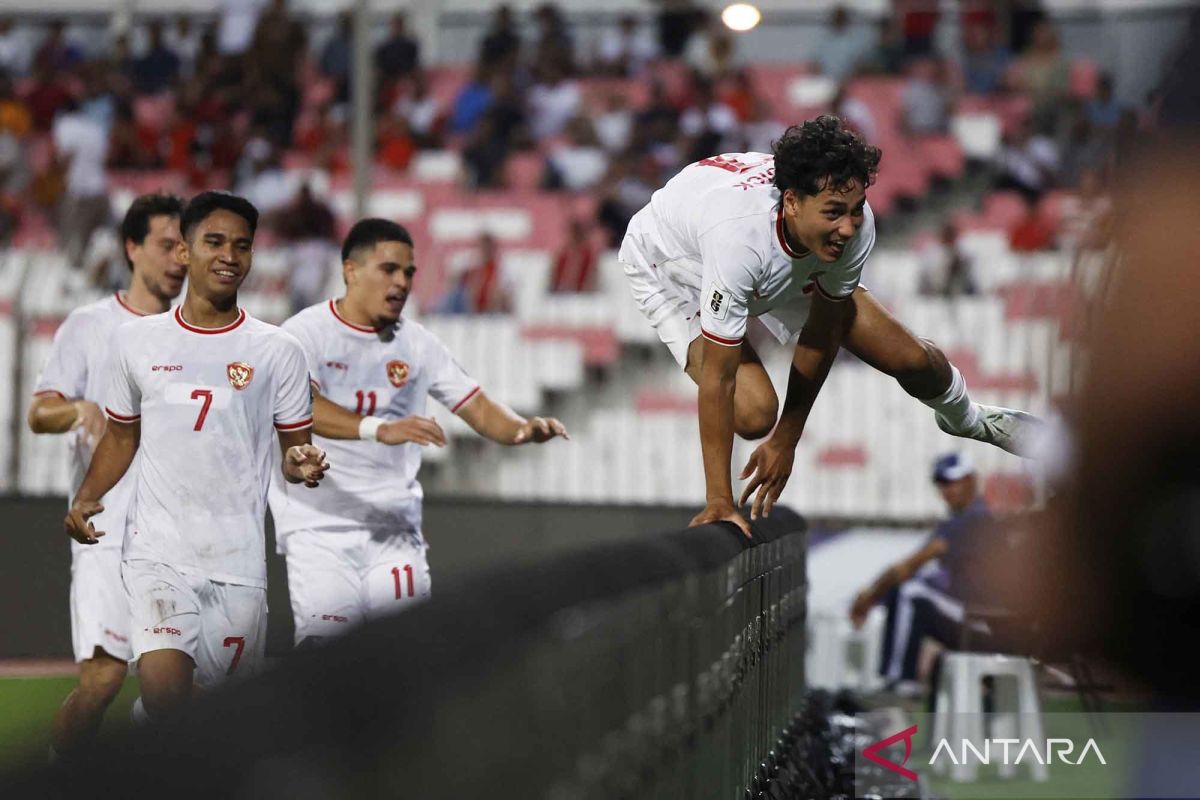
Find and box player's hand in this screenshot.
[70,400,106,452]
[689,499,752,540]
[738,437,796,520]
[65,500,105,545]
[513,416,569,444]
[285,444,329,487]
[849,591,873,630]
[377,416,447,447]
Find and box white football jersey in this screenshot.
[622,152,875,346]
[34,293,155,552]
[105,307,313,588]
[268,300,478,539]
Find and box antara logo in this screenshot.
[151,364,183,372]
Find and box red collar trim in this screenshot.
[775,210,809,259]
[114,292,151,317]
[328,299,383,334]
[174,306,246,334]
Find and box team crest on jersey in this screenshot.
[227,361,254,390]
[386,360,410,388]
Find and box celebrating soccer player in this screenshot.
[619,116,1040,538]
[268,218,567,646]
[29,194,185,756]
[64,192,328,722]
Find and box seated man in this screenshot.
[849,452,993,687]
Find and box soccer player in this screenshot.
[620,116,1040,537]
[268,218,567,645]
[63,192,328,722]
[28,193,186,757]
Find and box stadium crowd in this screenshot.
[0,2,1135,309]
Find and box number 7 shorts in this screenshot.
[122,558,267,689]
[280,528,432,644]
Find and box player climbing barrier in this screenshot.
[4,508,809,800]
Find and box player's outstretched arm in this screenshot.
[455,389,569,445]
[739,291,848,520]
[278,428,329,487]
[848,538,948,629]
[28,395,106,441]
[310,390,446,446]
[691,337,752,539]
[65,419,140,545]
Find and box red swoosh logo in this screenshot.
[863,724,919,782]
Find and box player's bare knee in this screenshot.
[78,661,126,706]
[736,400,778,441]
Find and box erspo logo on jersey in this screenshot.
[151,364,183,372]
[227,361,254,390]
[386,359,410,388]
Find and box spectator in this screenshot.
[462,115,509,189]
[448,65,494,136]
[919,223,977,297]
[679,75,738,163]
[895,0,939,59]
[276,183,338,314]
[653,0,701,59]
[1008,194,1055,252]
[849,452,998,689]
[377,113,416,171]
[0,73,31,198]
[533,3,574,74]
[816,6,872,83]
[901,58,950,135]
[994,118,1058,201]
[164,16,203,79]
[24,62,74,132]
[1085,73,1123,135]
[0,17,34,76]
[593,91,633,153]
[545,116,608,192]
[440,232,510,314]
[219,0,267,55]
[960,20,1011,95]
[478,4,521,71]
[720,69,758,123]
[832,84,877,144]
[131,21,181,95]
[597,155,658,246]
[862,15,906,75]
[394,70,442,147]
[596,14,659,77]
[1012,19,1070,135]
[251,0,306,89]
[375,13,420,79]
[550,217,598,293]
[527,60,581,141]
[1058,115,1108,188]
[33,19,83,74]
[319,12,352,103]
[52,97,112,266]
[107,99,159,170]
[236,136,292,214]
[683,13,738,80]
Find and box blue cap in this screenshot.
[932,452,976,483]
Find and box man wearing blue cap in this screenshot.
[849,451,992,685]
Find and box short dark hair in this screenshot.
[181,191,259,241]
[341,218,414,262]
[772,115,882,198]
[119,193,184,269]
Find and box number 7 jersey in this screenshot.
[104,307,314,588]
[267,300,479,541]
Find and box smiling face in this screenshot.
[782,177,867,262]
[344,239,416,328]
[128,213,186,302]
[178,208,254,302]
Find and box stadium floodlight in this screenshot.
[721,3,762,32]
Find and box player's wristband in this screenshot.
[358,416,384,441]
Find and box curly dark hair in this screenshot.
[772,115,882,197]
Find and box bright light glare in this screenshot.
[721,3,762,32]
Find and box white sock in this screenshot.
[922,365,980,432]
[130,696,151,726]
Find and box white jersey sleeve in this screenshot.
[280,317,322,390]
[814,204,875,301]
[104,324,142,423]
[697,220,763,346]
[273,333,315,431]
[425,334,479,412]
[34,312,90,399]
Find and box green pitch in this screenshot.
[0,676,139,773]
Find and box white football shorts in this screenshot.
[70,546,133,662]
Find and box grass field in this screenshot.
[0,675,139,773]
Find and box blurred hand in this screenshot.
[65,500,105,545]
[738,437,795,520]
[513,416,569,444]
[377,416,447,447]
[849,591,873,630]
[286,444,329,488]
[690,499,752,540]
